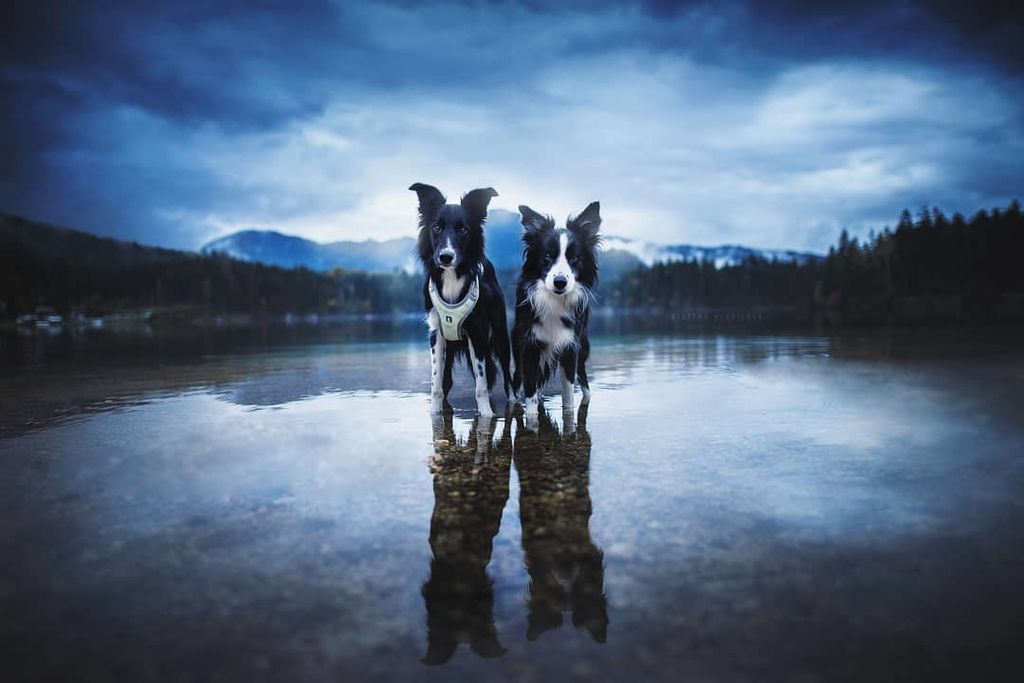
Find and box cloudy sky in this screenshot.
[2,1,1022,252]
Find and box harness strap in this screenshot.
[429,275,480,341]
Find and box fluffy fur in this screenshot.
[511,201,601,416]
[410,182,513,415]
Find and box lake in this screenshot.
[2,320,1024,681]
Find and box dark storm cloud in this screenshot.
[1,0,1022,249]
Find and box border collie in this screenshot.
[512,201,600,416]
[410,182,513,416]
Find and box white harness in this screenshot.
[429,275,480,342]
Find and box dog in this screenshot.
[511,201,600,416]
[410,183,513,416]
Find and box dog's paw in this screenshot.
[561,410,576,435]
[524,395,539,417]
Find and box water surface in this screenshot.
[2,323,1023,681]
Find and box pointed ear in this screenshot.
[409,183,446,225]
[460,187,498,225]
[519,204,554,242]
[568,201,601,246]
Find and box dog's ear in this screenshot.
[519,205,554,243]
[461,187,498,225]
[409,183,446,226]
[568,201,601,247]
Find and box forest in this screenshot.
[0,214,421,318]
[818,200,1024,321]
[604,199,1024,322]
[2,200,1022,324]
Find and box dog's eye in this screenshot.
[543,253,553,263]
[569,255,580,266]
[457,224,468,234]
[432,224,442,233]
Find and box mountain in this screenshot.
[200,231,420,274]
[601,237,822,269]
[201,208,823,277]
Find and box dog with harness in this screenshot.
[410,183,514,416]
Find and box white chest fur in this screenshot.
[441,269,465,303]
[530,284,578,359]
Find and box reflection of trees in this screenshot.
[515,405,608,643]
[421,415,512,665]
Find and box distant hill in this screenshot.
[601,237,822,269]
[200,209,823,278]
[201,230,420,274]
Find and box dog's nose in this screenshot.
[438,252,454,266]
[553,275,568,291]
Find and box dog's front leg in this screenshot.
[521,344,541,418]
[577,335,591,404]
[466,335,494,417]
[471,413,497,469]
[429,329,446,413]
[559,347,578,413]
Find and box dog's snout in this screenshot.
[438,252,454,266]
[553,275,568,291]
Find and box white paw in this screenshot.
[561,407,576,434]
[524,395,539,417]
[561,385,574,410]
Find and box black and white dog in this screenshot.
[410,183,513,416]
[512,202,600,417]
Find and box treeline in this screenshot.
[821,200,1024,320]
[0,214,420,317]
[605,258,819,312]
[4,200,1023,324]
[603,199,1024,322]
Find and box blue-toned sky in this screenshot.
[2,1,1022,251]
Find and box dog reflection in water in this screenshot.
[421,413,512,665]
[515,404,608,643]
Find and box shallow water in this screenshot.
[2,323,1024,681]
